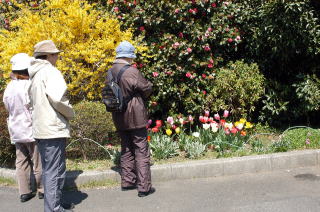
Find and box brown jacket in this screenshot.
[110,59,153,130]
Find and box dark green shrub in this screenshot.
[68,101,118,160]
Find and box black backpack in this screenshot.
[102,64,132,112]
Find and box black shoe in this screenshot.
[38,192,44,199]
[121,185,137,191]
[62,202,75,210]
[138,187,156,197]
[20,192,36,202]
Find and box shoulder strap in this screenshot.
[116,64,131,84]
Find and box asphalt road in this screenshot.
[1,166,320,212]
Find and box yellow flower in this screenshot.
[245,122,253,129]
[166,129,172,136]
[175,127,181,134]
[239,118,246,124]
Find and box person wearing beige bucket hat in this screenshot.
[28,40,75,212]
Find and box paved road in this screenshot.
[1,166,320,212]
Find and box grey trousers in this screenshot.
[118,128,152,192]
[15,142,43,195]
[37,138,66,212]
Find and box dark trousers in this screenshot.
[37,138,66,212]
[118,128,152,192]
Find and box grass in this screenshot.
[64,179,119,190]
[0,176,16,186]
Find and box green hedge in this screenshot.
[68,101,118,160]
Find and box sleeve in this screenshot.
[135,70,153,100]
[45,69,75,120]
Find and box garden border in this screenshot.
[1,149,320,187]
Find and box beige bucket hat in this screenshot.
[33,40,61,57]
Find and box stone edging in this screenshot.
[1,149,319,186]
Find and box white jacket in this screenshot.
[3,79,35,144]
[28,59,75,139]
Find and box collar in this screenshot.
[113,59,131,65]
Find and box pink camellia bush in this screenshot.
[104,0,265,121]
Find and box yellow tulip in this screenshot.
[166,129,173,136]
[245,122,253,129]
[175,127,181,134]
[239,118,246,124]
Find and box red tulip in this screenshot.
[156,120,162,128]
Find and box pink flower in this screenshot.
[203,116,209,123]
[207,27,213,32]
[205,32,210,37]
[231,127,238,134]
[202,74,206,79]
[208,63,213,68]
[235,35,241,41]
[132,63,137,68]
[204,110,210,117]
[114,7,119,13]
[208,117,214,123]
[214,113,220,120]
[188,115,194,122]
[139,26,145,31]
[187,48,192,53]
[227,38,233,43]
[224,128,230,135]
[225,28,230,32]
[178,32,184,38]
[199,116,205,123]
[186,72,192,78]
[172,42,180,49]
[204,45,211,51]
[223,110,229,118]
[202,90,207,95]
[167,116,174,125]
[175,9,180,13]
[306,138,310,145]
[165,71,172,75]
[211,3,217,7]
[152,72,159,77]
[209,59,214,64]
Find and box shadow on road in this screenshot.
[63,170,88,206]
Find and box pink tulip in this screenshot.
[227,38,233,43]
[172,42,180,49]
[114,7,119,12]
[187,48,192,53]
[202,90,207,95]
[207,27,213,32]
[199,116,205,123]
[203,116,209,123]
[208,117,214,123]
[208,63,213,68]
[167,117,174,125]
[231,127,238,134]
[214,113,220,120]
[188,115,194,122]
[204,110,210,117]
[152,72,159,77]
[175,9,180,14]
[224,128,230,135]
[223,110,229,118]
[236,35,241,41]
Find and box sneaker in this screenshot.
[138,187,156,197]
[20,192,36,202]
[38,192,44,199]
[121,185,137,191]
[62,202,75,210]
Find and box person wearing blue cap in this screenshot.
[108,41,155,197]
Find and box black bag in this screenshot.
[102,64,132,112]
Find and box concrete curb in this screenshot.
[1,149,320,186]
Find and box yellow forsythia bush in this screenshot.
[0,0,147,100]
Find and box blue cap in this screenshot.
[116,41,136,59]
